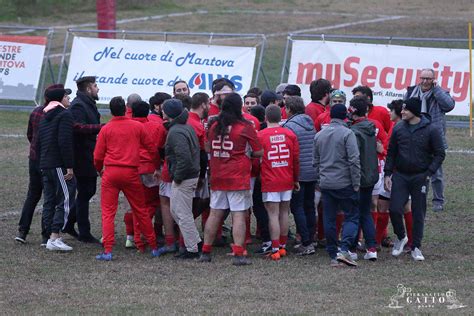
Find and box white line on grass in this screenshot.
[0,134,24,138]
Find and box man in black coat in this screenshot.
[384,98,445,262]
[64,76,103,243]
[38,88,76,251]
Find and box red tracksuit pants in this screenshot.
[101,166,157,253]
[133,185,160,251]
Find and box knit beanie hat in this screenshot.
[45,88,71,102]
[163,99,184,119]
[330,103,347,120]
[403,98,422,117]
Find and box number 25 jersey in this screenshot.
[208,120,262,191]
[258,127,300,192]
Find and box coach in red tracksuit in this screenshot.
[93,97,159,261]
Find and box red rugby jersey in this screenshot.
[258,127,299,192]
[208,120,262,191]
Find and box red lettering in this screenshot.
[296,62,323,84]
[380,67,394,89]
[440,66,453,91]
[326,63,341,88]
[394,68,414,90]
[343,56,359,86]
[361,66,377,87]
[452,71,469,102]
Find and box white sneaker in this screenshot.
[348,250,358,261]
[391,236,408,257]
[46,238,73,251]
[364,250,378,261]
[411,247,425,261]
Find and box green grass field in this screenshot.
[1,1,474,314]
[1,112,473,314]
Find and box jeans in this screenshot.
[18,159,43,235]
[290,181,316,246]
[389,172,428,249]
[353,186,376,250]
[321,186,360,259]
[41,168,76,238]
[67,176,97,237]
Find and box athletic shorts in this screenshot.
[210,190,252,212]
[194,176,210,199]
[159,181,172,198]
[262,190,292,203]
[372,160,385,196]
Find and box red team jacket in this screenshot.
[208,120,262,191]
[132,117,166,175]
[93,116,156,172]
[258,127,300,192]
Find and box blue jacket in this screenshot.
[282,113,317,182]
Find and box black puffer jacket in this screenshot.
[70,91,101,177]
[38,105,74,170]
[164,110,200,183]
[384,116,445,177]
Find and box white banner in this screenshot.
[288,40,470,116]
[0,35,47,101]
[65,37,257,104]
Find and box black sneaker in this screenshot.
[175,250,200,260]
[255,242,272,255]
[232,256,252,266]
[78,235,101,244]
[199,253,212,262]
[15,232,27,244]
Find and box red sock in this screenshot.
[232,244,244,256]
[317,205,325,240]
[336,213,344,239]
[279,235,288,248]
[271,239,279,250]
[376,213,390,245]
[404,212,413,247]
[124,212,134,236]
[371,212,378,228]
[165,234,175,247]
[202,243,212,254]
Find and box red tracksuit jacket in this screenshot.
[93,116,156,172]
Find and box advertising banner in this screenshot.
[288,40,470,116]
[65,36,257,104]
[0,35,47,101]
